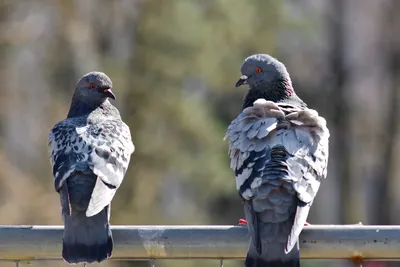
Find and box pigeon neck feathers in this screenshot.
[242,79,306,110]
[67,97,118,119]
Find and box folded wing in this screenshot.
[48,118,135,217]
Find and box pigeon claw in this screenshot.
[238,218,248,225]
[304,222,311,226]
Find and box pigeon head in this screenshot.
[236,54,292,90]
[236,54,304,109]
[74,72,116,105]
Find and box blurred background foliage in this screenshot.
[1,0,400,266]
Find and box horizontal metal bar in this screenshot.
[0,225,399,260]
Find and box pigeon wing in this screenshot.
[86,119,134,217]
[48,117,134,217]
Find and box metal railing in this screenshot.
[0,224,399,264]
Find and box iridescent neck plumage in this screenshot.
[242,79,305,109]
[67,97,111,118]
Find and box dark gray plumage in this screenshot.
[225,54,329,267]
[48,71,134,264]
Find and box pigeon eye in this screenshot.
[256,67,262,74]
[89,83,96,89]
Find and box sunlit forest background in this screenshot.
[1,0,400,266]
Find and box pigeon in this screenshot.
[48,72,135,264]
[225,54,329,267]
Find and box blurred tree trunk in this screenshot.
[345,0,389,226]
[378,1,400,266]
[385,0,400,225]
[328,0,389,226]
[324,0,350,225]
[330,1,392,266]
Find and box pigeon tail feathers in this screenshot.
[62,205,113,264]
[245,255,300,267]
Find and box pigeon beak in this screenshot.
[103,88,116,100]
[235,75,248,87]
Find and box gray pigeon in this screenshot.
[225,54,329,267]
[48,72,134,264]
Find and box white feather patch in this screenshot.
[250,177,262,189]
[290,120,304,126]
[236,168,252,190]
[86,177,117,217]
[242,189,253,200]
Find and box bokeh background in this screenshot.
[1,0,399,266]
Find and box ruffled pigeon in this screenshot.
[225,54,329,267]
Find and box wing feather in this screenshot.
[48,116,134,216]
